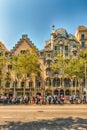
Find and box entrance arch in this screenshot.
[60,89,64,95]
[76,90,80,96]
[36,92,41,96]
[65,90,70,95]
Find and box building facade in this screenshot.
[75,26,87,48]
[0,25,87,97]
[40,25,80,96]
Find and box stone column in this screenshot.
[33,77,36,96]
[51,78,54,95]
[71,78,73,95]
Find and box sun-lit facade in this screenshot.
[75,26,87,48]
[0,25,87,96]
[40,25,80,96]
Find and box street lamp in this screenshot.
[85,60,87,102]
[13,77,16,98]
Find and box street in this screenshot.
[0,104,87,130]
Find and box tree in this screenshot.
[51,54,68,88]
[64,56,87,96]
[0,56,4,92]
[12,48,41,96]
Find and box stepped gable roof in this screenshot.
[0,41,8,51]
[11,34,38,54]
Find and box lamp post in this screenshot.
[85,60,87,102]
[14,74,16,98]
[12,58,17,98]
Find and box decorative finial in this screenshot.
[52,24,55,32]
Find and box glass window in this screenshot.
[8,65,12,69]
[13,81,17,88]
[0,53,1,56]
[20,50,26,54]
[81,42,85,47]
[65,46,68,51]
[81,34,85,39]
[54,46,57,50]
[46,68,51,75]
[47,53,51,57]
[47,61,51,65]
[21,82,25,88]
[36,80,40,87]
[29,81,33,88]
[57,46,60,50]
[5,81,10,88]
[73,45,76,48]
[65,53,68,57]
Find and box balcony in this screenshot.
[71,48,77,53]
[45,57,52,61]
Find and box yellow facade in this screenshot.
[75,26,87,48]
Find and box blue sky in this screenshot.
[0,0,87,51]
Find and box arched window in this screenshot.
[13,81,17,88]
[54,90,59,95]
[36,80,41,87]
[81,42,85,47]
[5,81,10,88]
[46,68,51,75]
[53,78,60,87]
[60,89,64,95]
[65,90,70,95]
[21,81,25,88]
[46,78,51,87]
[81,34,85,39]
[29,81,33,88]
[64,78,71,87]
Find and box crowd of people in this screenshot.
[0,94,86,105]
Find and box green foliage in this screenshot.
[51,52,87,79]
[64,58,84,78]
[51,54,67,75]
[11,48,41,79]
[0,56,4,71]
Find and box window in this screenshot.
[0,53,2,56]
[73,45,76,48]
[55,46,57,50]
[81,42,85,47]
[65,46,68,51]
[29,81,33,88]
[46,68,51,75]
[8,65,12,69]
[13,81,17,88]
[54,46,60,51]
[46,61,51,65]
[46,78,51,86]
[5,81,10,88]
[81,34,85,39]
[65,53,68,57]
[36,80,41,87]
[20,50,26,54]
[21,82,25,88]
[47,53,51,57]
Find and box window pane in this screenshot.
[65,46,68,51]
[81,34,85,39]
[81,42,85,47]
